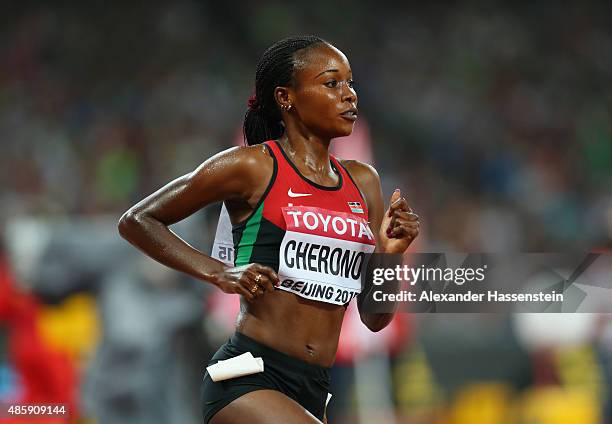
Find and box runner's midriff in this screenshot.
[236,290,345,367]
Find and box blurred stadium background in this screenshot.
[1,1,612,423]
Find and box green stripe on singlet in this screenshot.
[234,202,264,266]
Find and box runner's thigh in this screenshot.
[210,389,323,424]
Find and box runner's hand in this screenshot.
[379,189,419,253]
[211,263,279,301]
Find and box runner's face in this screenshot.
[290,44,358,138]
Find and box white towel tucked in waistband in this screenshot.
[206,352,264,382]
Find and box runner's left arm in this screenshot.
[341,160,419,332]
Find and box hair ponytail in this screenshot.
[243,106,283,146]
[243,35,327,146]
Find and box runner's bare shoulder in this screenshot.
[191,144,274,202]
[338,159,380,189]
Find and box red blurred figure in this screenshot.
[0,252,77,422]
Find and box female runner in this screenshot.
[118,36,419,423]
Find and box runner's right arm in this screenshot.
[118,145,278,298]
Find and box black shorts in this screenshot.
[200,332,331,423]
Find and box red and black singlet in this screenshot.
[231,140,376,305]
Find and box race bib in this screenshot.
[211,203,235,266]
[278,206,376,305]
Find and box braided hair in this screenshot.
[243,36,328,146]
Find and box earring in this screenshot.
[282,104,292,111]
